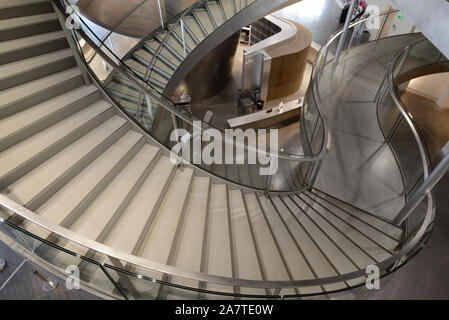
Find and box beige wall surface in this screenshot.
[408,72,449,108]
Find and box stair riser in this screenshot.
[0,2,53,20]
[0,107,114,190]
[0,37,68,66]
[0,74,84,120]
[0,87,100,152]
[59,137,146,230]
[25,123,130,212]
[0,20,61,42]
[0,55,76,91]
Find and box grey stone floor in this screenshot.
[370,171,449,300]
[0,240,101,300]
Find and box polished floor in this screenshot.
[371,171,449,299]
[275,0,343,46]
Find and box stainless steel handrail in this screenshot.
[384,39,443,225]
[0,5,434,295]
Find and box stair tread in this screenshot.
[105,156,175,254]
[32,130,143,227]
[228,189,263,294]
[0,84,97,142]
[244,195,290,279]
[126,59,168,85]
[0,30,65,55]
[142,41,181,72]
[220,0,236,20]
[134,49,175,75]
[0,67,81,110]
[307,191,400,251]
[172,176,209,272]
[310,189,403,240]
[144,39,160,52]
[170,22,197,51]
[0,48,73,80]
[244,193,294,295]
[0,101,111,180]
[183,16,206,42]
[194,9,215,35]
[258,196,321,295]
[291,194,378,268]
[165,34,187,58]
[0,12,56,31]
[0,0,48,10]
[207,2,225,27]
[6,116,127,207]
[204,184,233,293]
[271,196,346,292]
[282,196,362,287]
[298,193,392,262]
[107,78,140,101]
[144,42,181,70]
[141,167,194,265]
[67,144,160,252]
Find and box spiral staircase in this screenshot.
[0,0,442,300]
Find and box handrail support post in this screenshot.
[157,0,165,30]
[335,0,359,64]
[180,19,187,58]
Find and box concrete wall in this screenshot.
[390,0,449,58]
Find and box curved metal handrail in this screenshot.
[388,39,431,184]
[385,39,448,226]
[0,5,435,297]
